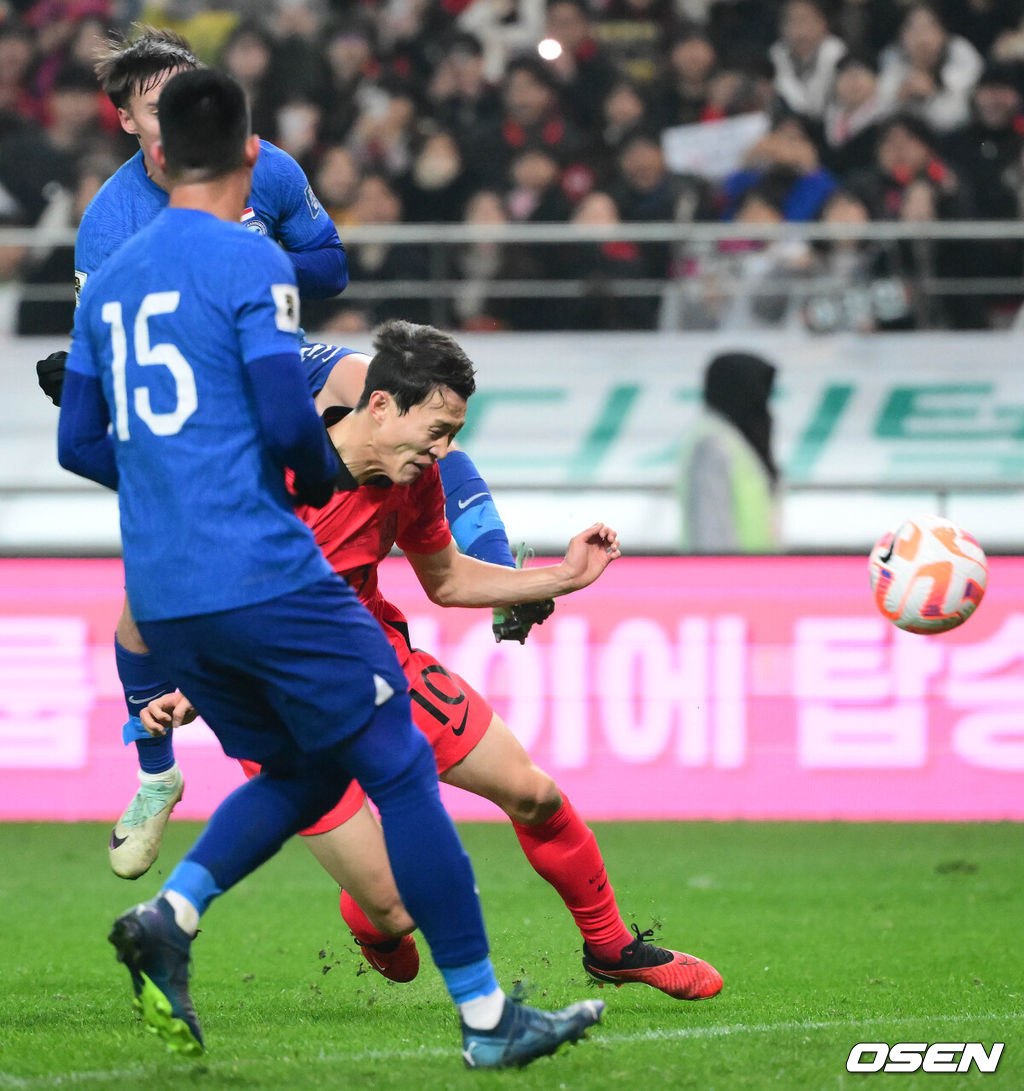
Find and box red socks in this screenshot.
[339,888,392,946]
[340,797,633,964]
[512,795,632,962]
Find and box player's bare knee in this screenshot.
[504,771,561,826]
[116,600,149,653]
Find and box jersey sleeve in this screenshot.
[261,142,341,255]
[396,466,453,555]
[233,234,304,364]
[74,171,139,285]
[74,200,126,292]
[65,281,101,379]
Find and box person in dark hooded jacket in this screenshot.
[678,351,781,554]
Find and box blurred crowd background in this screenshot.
[3,0,1024,337]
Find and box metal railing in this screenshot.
[4,219,1024,332]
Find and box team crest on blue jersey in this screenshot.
[303,184,322,219]
[240,206,268,235]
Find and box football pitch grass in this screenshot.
[0,821,1020,1090]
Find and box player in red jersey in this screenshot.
[146,320,723,1002]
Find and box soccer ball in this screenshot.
[868,514,987,634]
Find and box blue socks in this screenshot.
[114,636,175,772]
[441,957,501,1005]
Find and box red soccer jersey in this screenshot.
[294,463,452,637]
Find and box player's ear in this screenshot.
[244,133,260,168]
[117,105,136,136]
[367,390,390,422]
[152,140,167,174]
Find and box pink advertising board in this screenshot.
[0,556,1021,822]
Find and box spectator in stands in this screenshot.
[702,57,778,120]
[455,0,546,83]
[470,54,586,188]
[316,17,381,146]
[770,0,848,120]
[21,0,100,104]
[217,21,279,140]
[821,51,888,178]
[654,26,718,127]
[559,189,659,329]
[705,182,817,329]
[270,91,323,173]
[15,150,117,335]
[720,113,839,221]
[543,0,619,131]
[0,22,43,127]
[943,61,1024,218]
[505,143,572,225]
[937,0,1024,59]
[448,188,505,331]
[800,189,917,333]
[848,114,981,326]
[943,62,1024,323]
[707,0,780,69]
[343,170,432,326]
[399,128,478,223]
[609,129,709,279]
[832,0,906,60]
[848,113,971,219]
[876,3,983,133]
[427,31,502,149]
[592,0,680,86]
[313,143,362,227]
[591,78,652,182]
[991,10,1024,65]
[40,63,109,163]
[264,0,331,110]
[348,80,420,178]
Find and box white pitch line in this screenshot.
[1,1011,1019,1087]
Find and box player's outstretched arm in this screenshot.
[406,523,620,609]
[438,446,517,567]
[438,446,559,642]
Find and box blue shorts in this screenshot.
[299,341,362,398]
[137,576,408,767]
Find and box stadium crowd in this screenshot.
[3,0,1024,334]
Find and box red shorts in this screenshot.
[237,638,492,837]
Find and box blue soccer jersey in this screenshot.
[74,141,342,296]
[66,208,332,621]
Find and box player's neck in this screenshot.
[327,414,387,484]
[167,173,250,221]
[142,152,171,193]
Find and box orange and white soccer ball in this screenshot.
[868,514,987,634]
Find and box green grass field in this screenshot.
[0,820,1020,1090]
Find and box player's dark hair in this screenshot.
[157,69,250,182]
[359,320,477,413]
[95,24,199,110]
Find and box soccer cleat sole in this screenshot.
[135,974,204,1055]
[109,914,203,1056]
[584,952,723,1001]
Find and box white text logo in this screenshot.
[847,1042,1004,1074]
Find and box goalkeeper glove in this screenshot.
[36,350,68,407]
[492,542,556,644]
